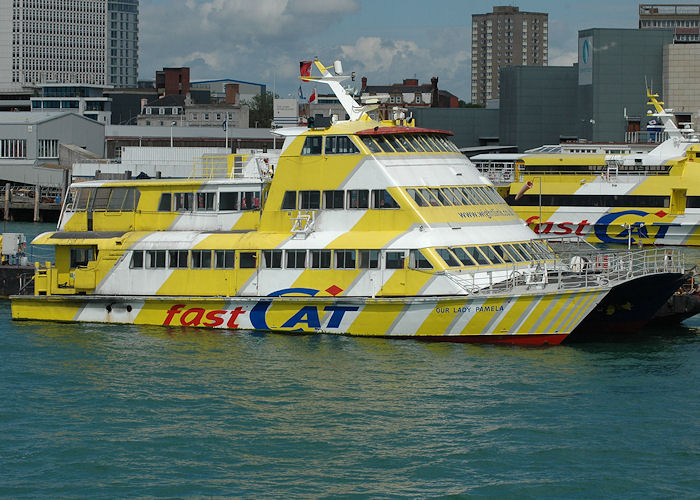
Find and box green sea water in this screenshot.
[0,222,698,498]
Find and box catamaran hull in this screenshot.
[11,289,607,346]
[565,272,686,342]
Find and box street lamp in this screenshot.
[170,121,176,147]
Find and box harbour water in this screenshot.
[1,222,699,497]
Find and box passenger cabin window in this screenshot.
[385,251,405,269]
[168,250,188,268]
[407,189,428,207]
[240,252,257,269]
[215,250,235,269]
[130,250,144,268]
[301,136,322,155]
[146,250,166,268]
[191,250,212,269]
[325,136,359,154]
[359,250,379,269]
[174,193,193,211]
[262,250,282,269]
[92,188,111,210]
[372,190,400,209]
[310,249,332,269]
[286,250,306,269]
[281,191,296,210]
[335,250,356,269]
[299,190,321,210]
[324,190,344,209]
[219,192,239,211]
[158,193,172,211]
[196,192,215,211]
[347,190,369,209]
[240,191,260,210]
[410,250,433,269]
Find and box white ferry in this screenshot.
[10,61,686,344]
[473,91,700,246]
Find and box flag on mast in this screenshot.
[298,86,304,100]
[299,61,313,81]
[309,87,316,103]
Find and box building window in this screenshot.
[0,139,27,158]
[37,139,59,158]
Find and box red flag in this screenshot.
[308,88,316,103]
[300,61,313,81]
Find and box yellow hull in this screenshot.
[11,289,606,345]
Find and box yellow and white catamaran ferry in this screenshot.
[10,61,686,344]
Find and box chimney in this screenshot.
[361,76,367,90]
[140,98,148,113]
[225,83,239,105]
[431,77,439,108]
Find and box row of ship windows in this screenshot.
[65,184,506,215]
[123,240,553,272]
[281,185,505,211]
[300,134,460,156]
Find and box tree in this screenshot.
[245,90,277,128]
[458,99,483,108]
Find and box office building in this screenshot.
[107,0,139,87]
[0,0,138,89]
[471,6,548,106]
[639,4,700,42]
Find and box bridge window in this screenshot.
[360,136,381,153]
[215,250,235,269]
[191,250,212,269]
[493,244,514,263]
[372,189,400,209]
[301,136,322,155]
[407,135,425,152]
[418,188,440,206]
[281,191,296,210]
[325,135,360,154]
[374,135,395,153]
[359,250,379,269]
[262,250,282,269]
[92,188,111,210]
[397,135,416,152]
[386,135,406,152]
[310,249,332,269]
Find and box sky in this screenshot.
[138,0,650,102]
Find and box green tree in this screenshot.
[458,99,483,108]
[245,90,277,128]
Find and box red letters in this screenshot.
[163,304,185,326]
[203,310,226,327]
[227,307,246,328]
[181,308,205,326]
